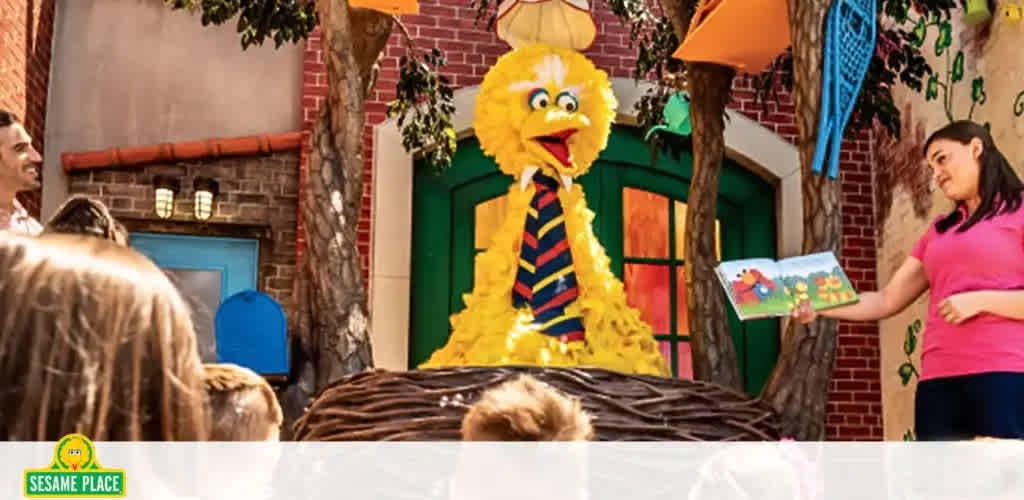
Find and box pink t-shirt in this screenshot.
[911,202,1024,380]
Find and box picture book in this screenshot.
[714,251,859,321]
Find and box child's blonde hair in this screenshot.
[461,374,594,441]
[204,363,283,441]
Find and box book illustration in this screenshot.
[715,252,858,320]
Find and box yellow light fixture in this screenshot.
[152,175,180,219]
[193,177,219,221]
[1001,2,1022,22]
[348,0,418,15]
[672,0,790,74]
[495,0,597,51]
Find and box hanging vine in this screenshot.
[898,318,922,441]
[913,12,987,123]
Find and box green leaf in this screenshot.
[935,21,952,55]
[971,77,986,103]
[951,51,964,82]
[912,17,927,47]
[903,326,917,355]
[926,74,939,101]
[913,319,922,333]
[898,363,916,385]
[903,429,916,441]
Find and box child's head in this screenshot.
[204,363,283,441]
[688,442,817,500]
[461,374,594,441]
[44,195,128,246]
[0,233,207,440]
[451,375,592,500]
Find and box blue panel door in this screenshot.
[130,233,259,299]
[130,233,260,363]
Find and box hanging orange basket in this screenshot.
[673,0,790,74]
[348,0,418,15]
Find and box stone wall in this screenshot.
[65,152,300,333]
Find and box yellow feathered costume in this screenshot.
[420,43,669,377]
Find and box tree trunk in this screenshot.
[759,0,842,440]
[684,62,742,390]
[279,2,393,433]
[660,0,742,390]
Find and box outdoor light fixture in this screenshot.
[152,175,181,219]
[193,177,219,221]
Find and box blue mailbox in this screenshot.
[214,289,289,376]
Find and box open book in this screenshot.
[714,251,859,321]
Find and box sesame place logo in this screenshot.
[23,434,125,498]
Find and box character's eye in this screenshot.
[556,91,579,112]
[528,89,550,110]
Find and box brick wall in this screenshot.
[298,1,883,440]
[0,0,55,217]
[66,153,300,330]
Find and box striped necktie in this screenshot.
[512,173,585,342]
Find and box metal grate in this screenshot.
[812,0,877,179]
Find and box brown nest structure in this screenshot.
[293,366,780,441]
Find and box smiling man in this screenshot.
[0,110,43,236]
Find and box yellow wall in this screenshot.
[877,2,1024,439]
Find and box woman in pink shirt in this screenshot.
[794,120,1024,440]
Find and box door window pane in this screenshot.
[622,189,727,379]
[164,269,221,363]
[474,195,508,250]
[672,200,722,259]
[623,263,670,333]
[623,187,669,258]
[659,340,694,380]
[675,266,689,334]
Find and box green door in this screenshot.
[411,126,779,395]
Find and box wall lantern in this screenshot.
[152,175,180,219]
[193,177,219,221]
[1001,2,1022,22]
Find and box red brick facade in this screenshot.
[65,150,302,334]
[0,0,55,217]
[297,1,882,440]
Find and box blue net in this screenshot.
[812,0,877,179]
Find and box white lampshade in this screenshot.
[155,188,175,219]
[194,190,214,221]
[496,0,597,51]
[192,177,219,222]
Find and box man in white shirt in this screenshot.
[0,110,43,236]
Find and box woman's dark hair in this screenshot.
[924,120,1023,233]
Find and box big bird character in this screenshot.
[420,43,669,377]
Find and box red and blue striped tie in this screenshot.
[512,173,585,342]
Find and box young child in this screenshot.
[204,363,283,441]
[43,195,128,246]
[450,375,593,500]
[460,374,594,441]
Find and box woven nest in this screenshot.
[292,366,780,441]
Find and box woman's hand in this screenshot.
[938,291,987,324]
[790,299,817,324]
